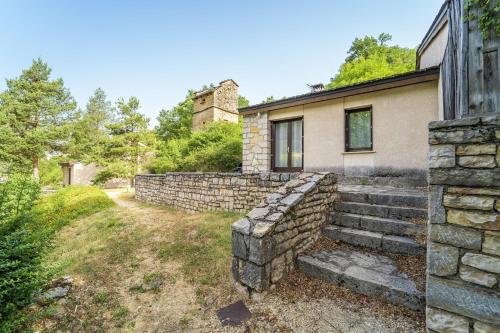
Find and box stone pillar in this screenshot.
[242,112,271,173]
[427,115,500,332]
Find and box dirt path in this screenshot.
[34,190,425,333]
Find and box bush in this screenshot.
[39,158,63,187]
[149,121,242,173]
[0,181,114,331]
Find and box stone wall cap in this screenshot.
[429,117,481,130]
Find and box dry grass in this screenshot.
[32,192,242,332]
[31,191,426,333]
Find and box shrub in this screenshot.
[39,158,63,188]
[149,121,242,173]
[0,182,114,331]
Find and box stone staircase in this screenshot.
[298,184,428,311]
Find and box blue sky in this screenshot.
[0,0,443,126]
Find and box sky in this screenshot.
[0,0,443,126]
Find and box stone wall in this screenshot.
[427,115,500,332]
[135,173,294,212]
[242,112,271,173]
[231,172,337,294]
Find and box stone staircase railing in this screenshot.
[231,172,337,294]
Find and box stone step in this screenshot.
[297,249,425,311]
[323,226,425,255]
[330,212,425,237]
[338,187,427,209]
[334,201,428,221]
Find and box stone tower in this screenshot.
[192,79,239,131]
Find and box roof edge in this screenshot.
[239,67,440,114]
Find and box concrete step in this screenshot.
[323,226,425,256]
[330,212,425,237]
[297,249,425,311]
[338,185,427,209]
[334,201,428,221]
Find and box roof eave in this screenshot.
[238,67,440,115]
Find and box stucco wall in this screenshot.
[419,22,449,70]
[245,81,439,176]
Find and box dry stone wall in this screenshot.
[135,173,294,212]
[427,115,500,332]
[231,172,337,293]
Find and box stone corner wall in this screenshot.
[231,172,337,293]
[427,115,500,332]
[242,112,270,174]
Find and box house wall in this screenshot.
[242,81,439,178]
[418,22,449,70]
[61,162,128,188]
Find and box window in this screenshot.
[345,107,372,151]
[271,118,303,171]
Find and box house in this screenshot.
[192,79,239,131]
[60,161,128,188]
[237,4,458,182]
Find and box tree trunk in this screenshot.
[32,155,40,181]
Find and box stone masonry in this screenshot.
[242,112,271,173]
[427,115,500,332]
[231,172,337,293]
[192,79,239,132]
[135,172,294,213]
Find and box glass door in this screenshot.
[271,118,303,171]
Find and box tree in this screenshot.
[94,97,154,186]
[0,59,76,180]
[156,90,194,141]
[238,95,250,108]
[326,33,416,89]
[69,88,115,161]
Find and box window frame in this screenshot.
[271,117,304,172]
[345,106,373,152]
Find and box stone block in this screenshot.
[428,243,459,276]
[459,265,497,288]
[443,194,495,211]
[239,261,269,292]
[430,185,446,224]
[249,236,275,265]
[280,192,304,206]
[447,209,500,230]
[458,156,496,168]
[232,218,251,235]
[429,145,456,168]
[462,253,500,274]
[447,187,500,196]
[232,231,249,259]
[456,144,496,155]
[483,231,500,256]
[426,307,469,333]
[270,254,286,283]
[429,128,494,144]
[247,207,270,220]
[430,169,500,187]
[475,321,500,333]
[430,224,482,250]
[427,276,500,324]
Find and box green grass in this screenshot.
[32,185,115,233]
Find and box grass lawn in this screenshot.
[32,191,242,332]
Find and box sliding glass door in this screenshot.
[271,118,303,171]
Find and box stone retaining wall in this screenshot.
[231,172,337,293]
[427,116,500,332]
[135,173,294,212]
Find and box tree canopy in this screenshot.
[326,33,416,89]
[0,59,77,178]
[93,97,154,185]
